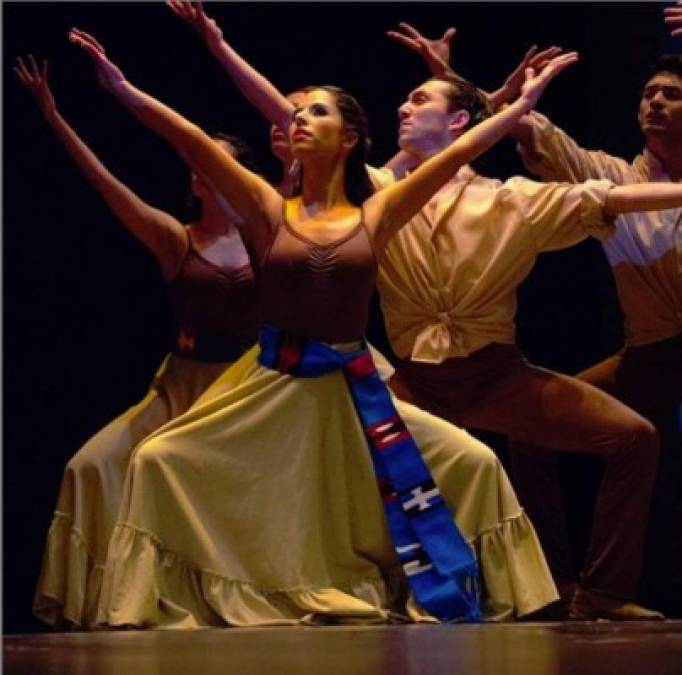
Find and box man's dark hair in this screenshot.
[432,75,492,130]
[651,54,682,78]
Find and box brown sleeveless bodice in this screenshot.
[167,243,259,361]
[260,215,377,343]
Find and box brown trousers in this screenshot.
[567,333,681,610]
[389,343,660,600]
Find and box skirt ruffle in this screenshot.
[99,521,394,628]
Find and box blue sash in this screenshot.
[258,324,482,622]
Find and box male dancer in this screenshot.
[511,40,681,616]
[375,72,668,622]
[382,19,681,619]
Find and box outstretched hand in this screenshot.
[14,54,56,120]
[68,28,125,92]
[387,22,456,78]
[167,0,223,49]
[490,45,564,107]
[664,1,682,37]
[519,52,579,110]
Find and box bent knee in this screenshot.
[610,414,660,466]
[625,415,659,452]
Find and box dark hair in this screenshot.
[292,85,374,206]
[185,132,259,221]
[432,76,492,130]
[208,131,260,174]
[650,54,682,79]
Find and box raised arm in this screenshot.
[486,45,564,110]
[386,22,458,81]
[14,55,187,280]
[68,29,282,256]
[664,1,682,37]
[387,22,562,110]
[513,110,635,185]
[167,0,295,132]
[168,3,415,180]
[364,53,580,254]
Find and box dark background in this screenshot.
[3,2,678,633]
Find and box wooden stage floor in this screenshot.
[4,622,682,675]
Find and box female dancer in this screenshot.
[65,28,579,627]
[15,55,260,628]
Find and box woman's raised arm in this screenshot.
[15,54,187,280]
[167,1,295,133]
[69,28,282,253]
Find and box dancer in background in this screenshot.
[15,55,260,628]
[510,13,682,615]
[68,27,580,627]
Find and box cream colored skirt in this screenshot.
[33,354,232,628]
[96,345,557,628]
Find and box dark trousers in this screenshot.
[389,343,660,600]
[572,333,682,611]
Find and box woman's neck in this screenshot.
[195,198,238,236]
[299,154,350,209]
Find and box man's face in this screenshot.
[638,71,682,142]
[397,80,460,157]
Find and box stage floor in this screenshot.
[4,622,682,675]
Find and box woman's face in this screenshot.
[270,91,306,162]
[288,89,348,160]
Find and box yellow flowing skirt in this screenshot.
[33,354,232,628]
[95,345,557,628]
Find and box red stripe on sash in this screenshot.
[345,353,376,382]
[277,334,303,373]
[366,415,411,450]
[372,429,412,450]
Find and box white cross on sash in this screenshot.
[403,485,440,512]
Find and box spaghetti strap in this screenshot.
[259,206,285,269]
[166,225,193,284]
[358,203,378,264]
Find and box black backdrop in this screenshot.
[3,2,677,633]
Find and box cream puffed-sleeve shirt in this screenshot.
[519,111,682,347]
[375,165,615,363]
